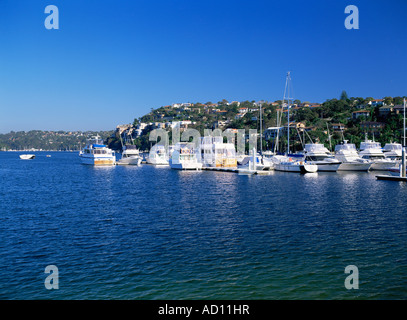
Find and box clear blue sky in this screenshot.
[0,0,406,133]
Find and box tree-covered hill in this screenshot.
[111,94,406,153]
[0,130,114,151]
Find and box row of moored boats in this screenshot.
[77,135,405,175]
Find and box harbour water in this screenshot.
[0,151,406,299]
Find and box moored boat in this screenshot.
[146,145,169,165]
[117,145,142,165]
[334,141,372,171]
[303,143,342,172]
[19,154,35,160]
[272,155,318,173]
[383,142,402,161]
[358,139,398,170]
[79,135,116,166]
[169,142,202,170]
[201,136,237,168]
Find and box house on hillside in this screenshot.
[394,105,406,115]
[379,106,393,117]
[309,104,322,109]
[360,121,385,134]
[367,99,384,107]
[288,122,306,131]
[212,120,229,129]
[352,110,370,119]
[331,123,346,132]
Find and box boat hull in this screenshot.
[117,156,142,165]
[370,161,399,171]
[80,155,116,166]
[306,161,341,172]
[146,158,169,165]
[338,162,372,171]
[301,164,318,173]
[274,162,318,173]
[170,162,203,170]
[19,154,35,160]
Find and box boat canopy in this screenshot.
[125,145,138,150]
[383,143,402,151]
[335,143,357,152]
[304,143,330,153]
[360,142,381,150]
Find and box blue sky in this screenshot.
[0,0,406,133]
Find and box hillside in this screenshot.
[110,95,407,152]
[0,130,114,151]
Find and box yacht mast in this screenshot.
[326,123,332,151]
[402,98,406,178]
[283,71,293,154]
[259,103,263,155]
[404,98,406,148]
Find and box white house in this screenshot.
[368,99,384,107]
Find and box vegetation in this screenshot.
[0,130,114,151]
[2,94,406,153]
[119,94,406,153]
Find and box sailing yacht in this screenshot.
[334,141,372,171]
[303,143,342,172]
[271,72,317,173]
[358,138,398,170]
[79,135,116,165]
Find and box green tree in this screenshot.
[340,90,349,101]
[383,96,393,106]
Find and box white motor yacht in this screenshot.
[359,140,398,170]
[383,143,402,161]
[79,136,116,166]
[334,141,372,171]
[303,143,342,172]
[146,145,169,165]
[169,142,203,170]
[272,155,318,173]
[201,136,238,168]
[117,145,142,165]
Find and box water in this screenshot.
[0,151,406,299]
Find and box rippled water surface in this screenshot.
[0,152,406,299]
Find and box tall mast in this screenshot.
[259,103,263,155]
[404,98,406,148]
[402,98,406,178]
[283,71,293,154]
